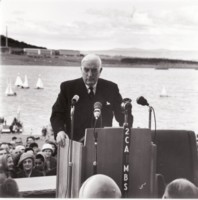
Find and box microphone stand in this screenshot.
[93,119,98,175]
[148,106,152,129]
[68,104,75,198]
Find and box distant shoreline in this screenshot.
[1,53,198,69]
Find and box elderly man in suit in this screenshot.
[50,54,132,146]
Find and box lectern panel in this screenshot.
[82,128,155,198]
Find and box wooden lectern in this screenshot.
[82,127,157,198]
[56,128,157,198]
[56,139,83,198]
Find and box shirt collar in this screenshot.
[85,83,97,94]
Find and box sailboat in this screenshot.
[160,86,168,97]
[5,82,17,96]
[35,75,44,89]
[15,73,23,87]
[21,75,30,89]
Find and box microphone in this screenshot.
[71,95,79,106]
[94,102,102,120]
[121,98,132,111]
[136,96,149,106]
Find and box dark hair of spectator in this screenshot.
[24,147,34,153]
[29,142,38,149]
[0,178,20,197]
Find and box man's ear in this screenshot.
[100,68,103,73]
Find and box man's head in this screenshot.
[81,54,102,87]
[163,178,198,198]
[79,174,122,198]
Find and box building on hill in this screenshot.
[58,49,80,57]
[24,48,54,58]
[24,48,40,57]
[0,47,10,53]
[10,48,24,55]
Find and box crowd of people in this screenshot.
[0,135,58,197]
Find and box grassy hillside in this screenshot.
[1,53,198,69]
[0,35,46,49]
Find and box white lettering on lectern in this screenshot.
[124,145,129,153]
[123,164,129,172]
[124,183,128,190]
[125,136,129,143]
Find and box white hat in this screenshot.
[15,145,25,152]
[42,143,53,152]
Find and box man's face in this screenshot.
[81,60,102,87]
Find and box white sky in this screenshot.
[0,0,198,50]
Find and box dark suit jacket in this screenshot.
[17,168,43,178]
[50,78,132,141]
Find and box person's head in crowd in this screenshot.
[24,147,34,154]
[15,137,23,146]
[163,178,198,198]
[29,142,39,155]
[12,136,17,141]
[0,178,20,197]
[0,143,10,153]
[0,154,14,178]
[46,141,57,157]
[15,145,25,154]
[35,152,47,174]
[42,143,53,159]
[26,136,35,147]
[79,174,122,198]
[7,142,15,153]
[18,152,34,173]
[0,147,7,157]
[81,54,102,88]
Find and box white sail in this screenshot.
[15,73,23,87]
[5,82,16,96]
[36,75,44,89]
[160,86,168,97]
[21,75,29,89]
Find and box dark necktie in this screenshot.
[89,87,94,99]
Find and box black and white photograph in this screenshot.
[0,0,198,198]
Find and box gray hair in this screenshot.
[81,54,102,68]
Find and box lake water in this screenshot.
[1,65,198,136]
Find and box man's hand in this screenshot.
[56,131,69,147]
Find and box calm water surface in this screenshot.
[1,65,198,135]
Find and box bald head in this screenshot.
[163,178,198,198]
[79,174,122,198]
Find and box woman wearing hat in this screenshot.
[17,152,43,178]
[42,143,57,173]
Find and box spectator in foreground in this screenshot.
[17,152,43,178]
[0,178,20,197]
[0,154,17,178]
[42,143,57,173]
[46,141,57,158]
[35,152,47,176]
[79,174,121,198]
[162,178,198,198]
